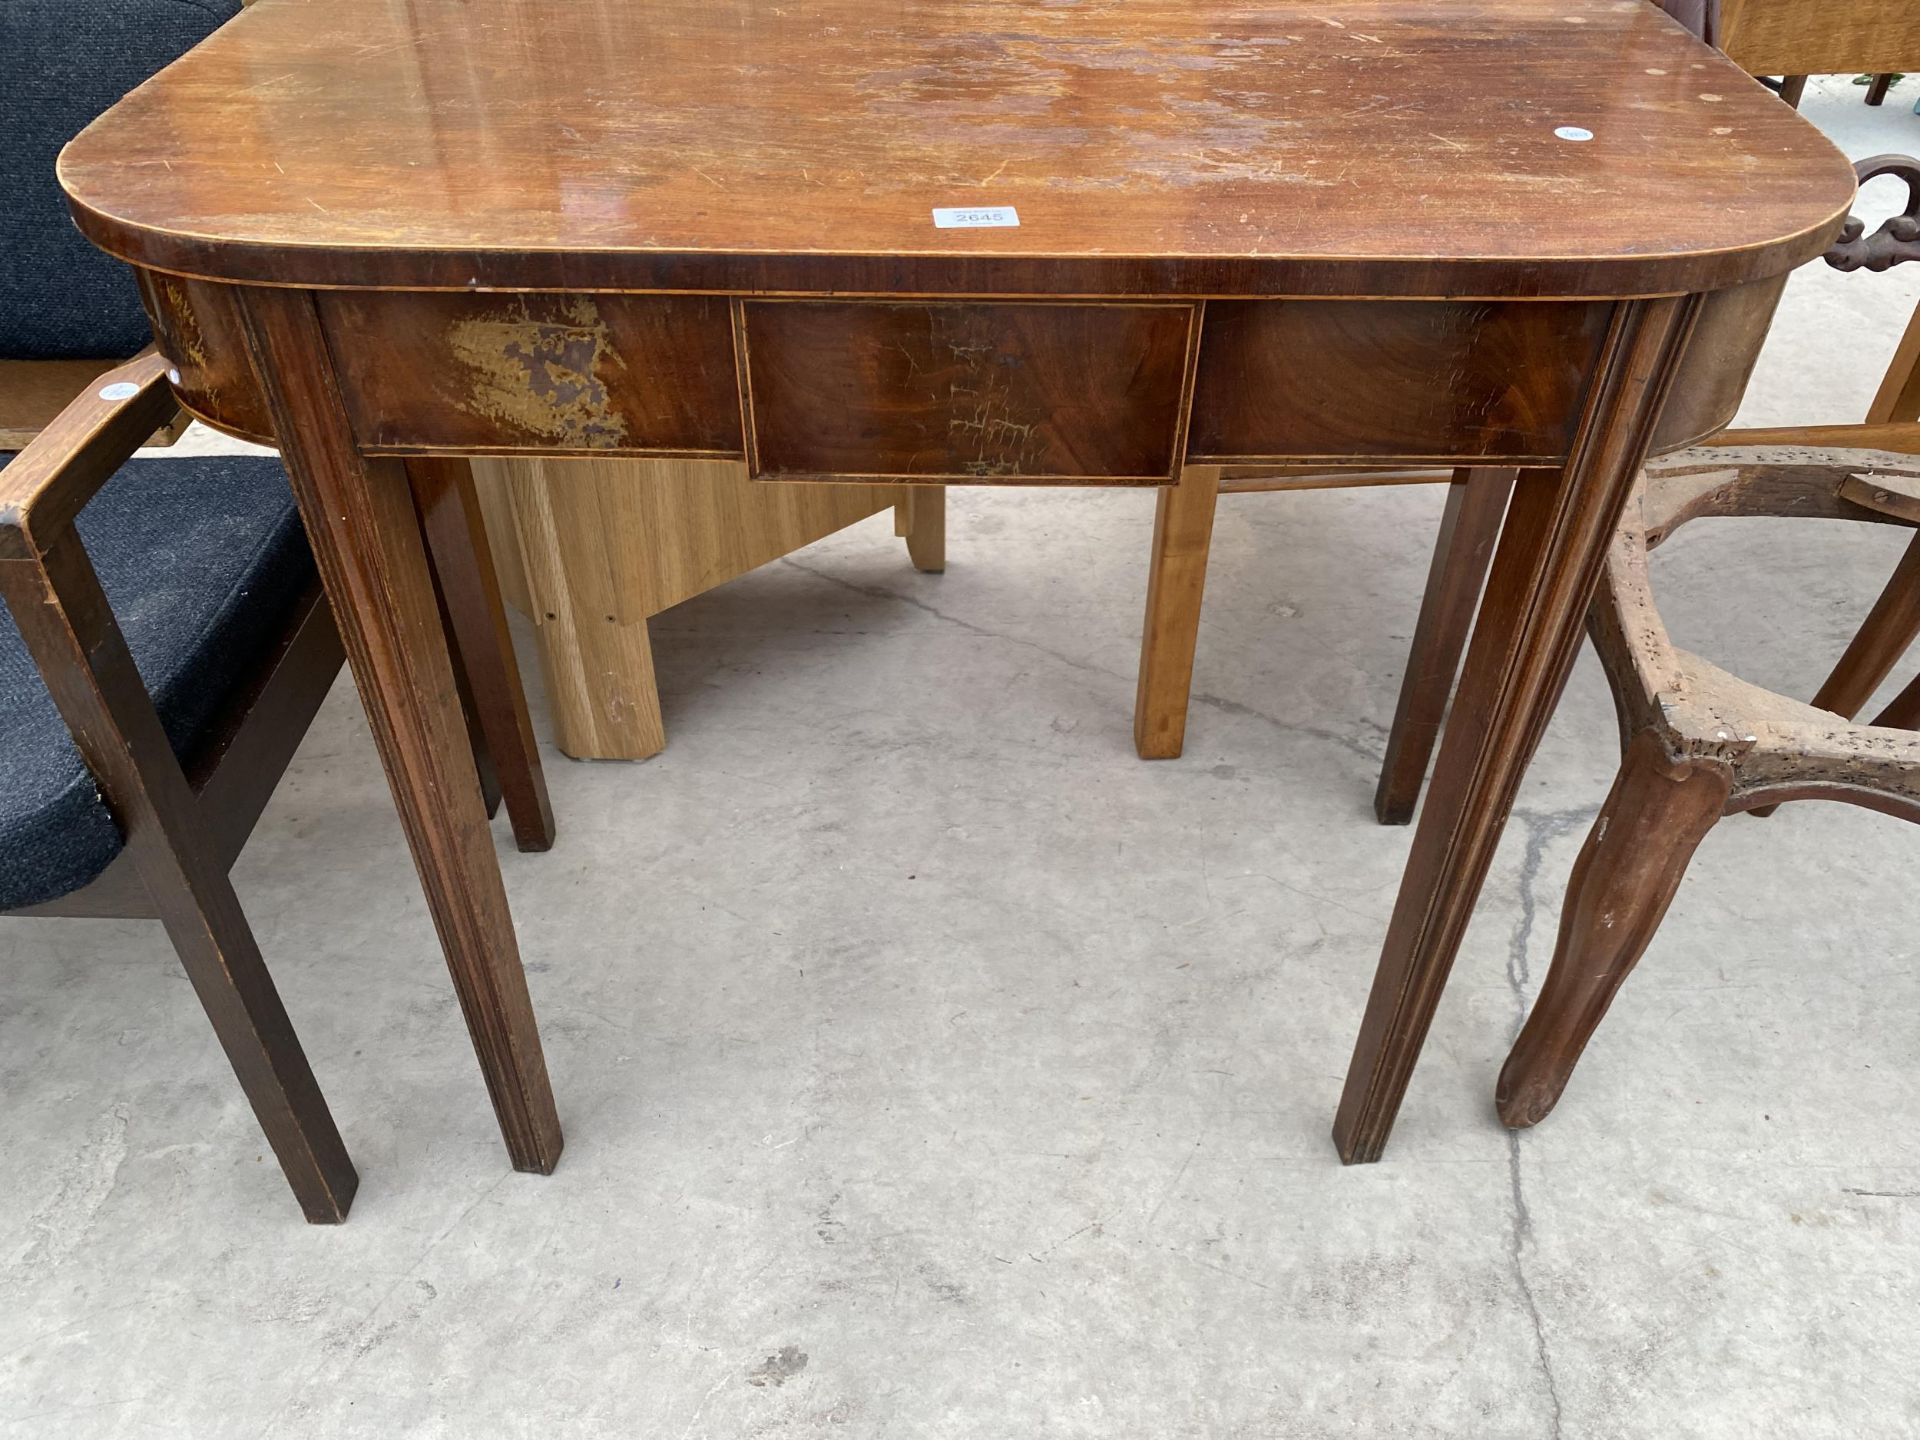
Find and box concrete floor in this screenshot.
[6,78,1920,1439]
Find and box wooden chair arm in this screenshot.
[0,350,177,563]
[1825,155,1920,274]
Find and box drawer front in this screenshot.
[318,292,742,455]
[739,300,1200,483]
[1188,299,1614,466]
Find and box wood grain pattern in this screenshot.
[57,0,1854,298]
[236,286,563,1176]
[51,0,1861,1170]
[0,353,180,559]
[740,300,1196,482]
[896,486,946,572]
[1188,301,1611,466]
[1720,0,1920,77]
[320,292,739,456]
[1650,275,1788,453]
[0,358,184,451]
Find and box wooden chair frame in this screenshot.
[1497,448,1920,1125]
[1,351,554,1221]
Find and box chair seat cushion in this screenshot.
[0,453,316,909]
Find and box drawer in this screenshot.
[738,300,1200,483]
[1187,299,1614,466]
[317,291,742,456]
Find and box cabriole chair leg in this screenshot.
[1496,728,1732,1129]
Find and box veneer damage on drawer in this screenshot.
[316,291,742,456]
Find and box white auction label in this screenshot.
[98,382,140,400]
[933,205,1020,229]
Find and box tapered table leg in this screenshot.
[1373,467,1517,826]
[408,456,557,853]
[237,287,563,1175]
[1333,296,1701,1164]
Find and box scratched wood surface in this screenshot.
[58,0,1853,298]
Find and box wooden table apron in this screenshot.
[55,0,1857,1166]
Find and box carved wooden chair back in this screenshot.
[1498,447,1920,1126]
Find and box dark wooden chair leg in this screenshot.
[1778,75,1808,109]
[408,457,556,854]
[0,539,357,1222]
[1496,729,1732,1129]
[1808,530,1920,719]
[1872,669,1920,729]
[1865,72,1898,106]
[1374,467,1516,825]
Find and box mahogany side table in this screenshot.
[56,0,1857,1167]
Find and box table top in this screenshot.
[59,0,1856,298]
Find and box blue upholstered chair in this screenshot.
[1,0,551,1221]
